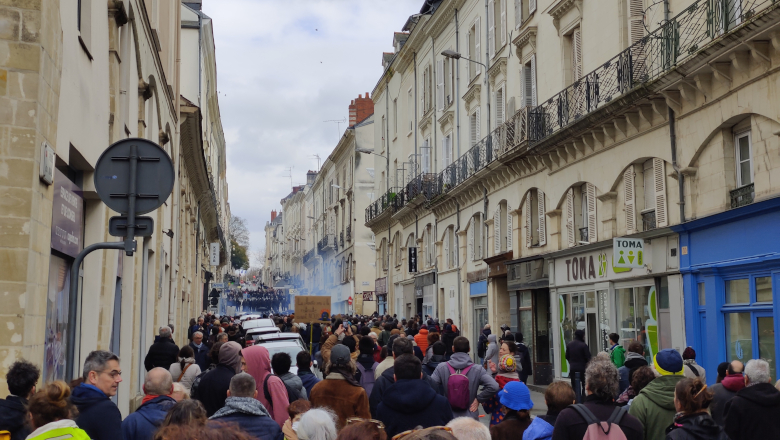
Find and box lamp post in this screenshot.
[441,49,490,140]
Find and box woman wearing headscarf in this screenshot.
[243,344,290,427]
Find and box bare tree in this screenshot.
[229,215,250,249]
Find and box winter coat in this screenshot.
[320,334,360,366]
[430,352,499,420]
[666,413,728,440]
[378,330,391,348]
[25,419,90,440]
[611,344,627,368]
[143,336,179,371]
[709,375,743,427]
[279,372,307,400]
[484,335,499,370]
[516,342,533,382]
[490,414,532,440]
[71,384,123,440]
[482,375,520,425]
[565,336,591,373]
[169,358,202,393]
[629,375,686,440]
[682,360,706,383]
[441,331,456,358]
[422,354,445,378]
[374,355,395,379]
[478,328,491,358]
[551,395,644,440]
[121,395,177,440]
[523,415,556,440]
[618,352,649,394]
[196,364,237,417]
[243,345,290,427]
[209,396,283,440]
[369,365,440,417]
[376,378,454,438]
[0,395,30,440]
[297,370,321,398]
[724,382,780,440]
[414,329,430,354]
[190,341,211,371]
[309,372,370,430]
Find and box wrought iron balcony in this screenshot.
[340,232,344,248]
[642,210,657,231]
[303,249,315,265]
[365,188,399,224]
[731,183,755,208]
[317,234,336,253]
[346,225,352,242]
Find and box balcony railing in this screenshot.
[731,183,755,208]
[340,232,344,248]
[530,0,776,145]
[303,249,315,265]
[365,188,399,224]
[346,225,352,242]
[642,210,657,231]
[317,234,336,253]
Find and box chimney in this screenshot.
[271,210,277,222]
[348,93,374,127]
[307,170,318,185]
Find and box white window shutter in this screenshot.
[488,0,495,59]
[475,106,481,140]
[466,29,471,82]
[501,0,507,46]
[494,208,501,255]
[496,86,505,125]
[627,0,645,45]
[436,59,445,111]
[515,0,522,28]
[475,17,481,73]
[448,58,455,103]
[530,54,537,106]
[468,222,474,260]
[525,195,532,248]
[507,205,513,251]
[587,182,597,243]
[573,28,583,81]
[537,189,547,246]
[444,229,450,267]
[654,158,668,227]
[520,67,527,108]
[530,0,537,14]
[422,139,431,173]
[624,166,636,235]
[566,188,575,248]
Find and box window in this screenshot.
[380,238,388,271]
[408,89,414,132]
[78,0,93,57]
[735,131,752,187]
[625,159,668,234]
[521,55,537,107]
[514,0,535,27]
[495,84,505,126]
[393,99,398,135]
[446,227,456,269]
[565,183,596,247]
[470,214,484,260]
[723,274,775,376]
[525,189,546,247]
[394,232,402,267]
[441,133,453,170]
[626,0,645,48]
[422,64,433,115]
[422,138,431,173]
[494,203,510,254]
[567,27,583,84]
[470,107,481,146]
[488,0,506,59]
[467,19,482,82]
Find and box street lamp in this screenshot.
[442,49,490,137]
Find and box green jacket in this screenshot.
[628,375,685,440]
[610,344,626,368]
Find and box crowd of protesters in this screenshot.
[2,311,779,440]
[223,287,291,315]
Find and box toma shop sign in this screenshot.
[564,254,599,282]
[555,247,651,286]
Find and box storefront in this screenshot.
[673,198,780,383]
[506,257,552,385]
[375,277,387,316]
[485,252,513,337]
[414,271,437,318]
[549,232,686,381]
[469,268,488,359]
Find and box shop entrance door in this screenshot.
[585,291,599,358]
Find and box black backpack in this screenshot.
[263,374,300,406]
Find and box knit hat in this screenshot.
[654,349,684,375]
[498,354,516,373]
[682,346,696,360]
[499,381,533,411]
[330,344,351,366]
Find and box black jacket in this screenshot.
[516,342,533,379]
[190,341,211,372]
[376,379,454,438]
[368,365,440,417]
[565,338,591,373]
[551,395,643,440]
[708,382,737,427]
[71,384,123,440]
[195,364,237,417]
[0,395,30,440]
[441,332,456,358]
[478,329,491,357]
[666,413,728,440]
[724,382,780,440]
[144,336,179,371]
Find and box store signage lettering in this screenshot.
[51,169,83,258]
[613,238,644,269]
[565,255,597,281]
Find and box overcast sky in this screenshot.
[206,0,421,266]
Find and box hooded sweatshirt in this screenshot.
[279,371,307,400]
[618,351,648,394]
[628,374,685,440]
[376,378,454,437]
[243,344,290,427]
[121,395,177,440]
[724,382,780,440]
[484,334,499,370]
[523,415,556,440]
[431,352,499,420]
[666,412,728,440]
[71,384,123,440]
[209,396,283,440]
[709,373,744,427]
[0,395,30,440]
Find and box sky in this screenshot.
[205,0,422,267]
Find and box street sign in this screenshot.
[408,247,418,273]
[347,296,353,305]
[295,296,331,322]
[108,216,154,237]
[212,283,225,289]
[210,242,220,266]
[613,238,645,268]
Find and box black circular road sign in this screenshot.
[94,138,175,215]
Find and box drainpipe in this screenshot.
[668,107,685,223]
[414,52,418,174]
[455,202,462,328]
[386,82,391,315]
[432,36,437,174]
[455,9,461,157]
[485,0,491,132]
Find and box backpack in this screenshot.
[356,362,378,396]
[264,374,300,406]
[569,404,629,440]
[445,363,473,411]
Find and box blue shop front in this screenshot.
[673,197,780,384]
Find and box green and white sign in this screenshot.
[613,238,644,269]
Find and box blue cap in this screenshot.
[498,381,534,411]
[654,348,684,375]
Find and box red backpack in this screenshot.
[446,363,472,411]
[569,404,629,440]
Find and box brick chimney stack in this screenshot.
[349,93,374,126]
[270,210,277,222]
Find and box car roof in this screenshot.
[246,327,280,335]
[253,332,302,341]
[242,318,275,329]
[259,340,304,348]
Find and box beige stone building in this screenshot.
[366,0,780,384]
[0,0,229,413]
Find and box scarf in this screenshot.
[210,396,272,419]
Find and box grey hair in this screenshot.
[229,373,257,398]
[82,350,119,381]
[297,408,337,440]
[193,331,203,338]
[144,367,173,395]
[585,359,620,400]
[745,359,771,385]
[159,326,172,338]
[172,382,189,399]
[446,416,491,440]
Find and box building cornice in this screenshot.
[488,57,507,85]
[512,26,537,58]
[463,82,481,112]
[547,0,582,30]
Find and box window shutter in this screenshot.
[573,28,583,81]
[525,195,533,248]
[494,207,501,255]
[587,182,597,243]
[437,59,445,111]
[530,54,537,106]
[466,28,471,82]
[624,166,636,235]
[530,0,537,14]
[654,158,668,227]
[566,188,575,248]
[496,86,505,125]
[627,0,645,45]
[488,0,495,59]
[468,222,475,260]
[448,57,455,104]
[422,139,431,173]
[470,112,478,146]
[475,106,481,140]
[444,229,450,267]
[501,0,507,46]
[537,189,547,246]
[475,17,481,73]
[515,0,522,28]
[507,205,513,251]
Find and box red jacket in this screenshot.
[414,329,429,354]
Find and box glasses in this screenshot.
[346,417,385,430]
[101,370,122,379]
[392,426,453,440]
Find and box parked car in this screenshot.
[244,326,281,346]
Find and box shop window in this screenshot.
[726,278,750,304]
[616,286,657,364]
[698,282,706,306]
[757,277,772,302]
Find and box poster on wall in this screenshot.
[51,169,83,258]
[43,255,71,383]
